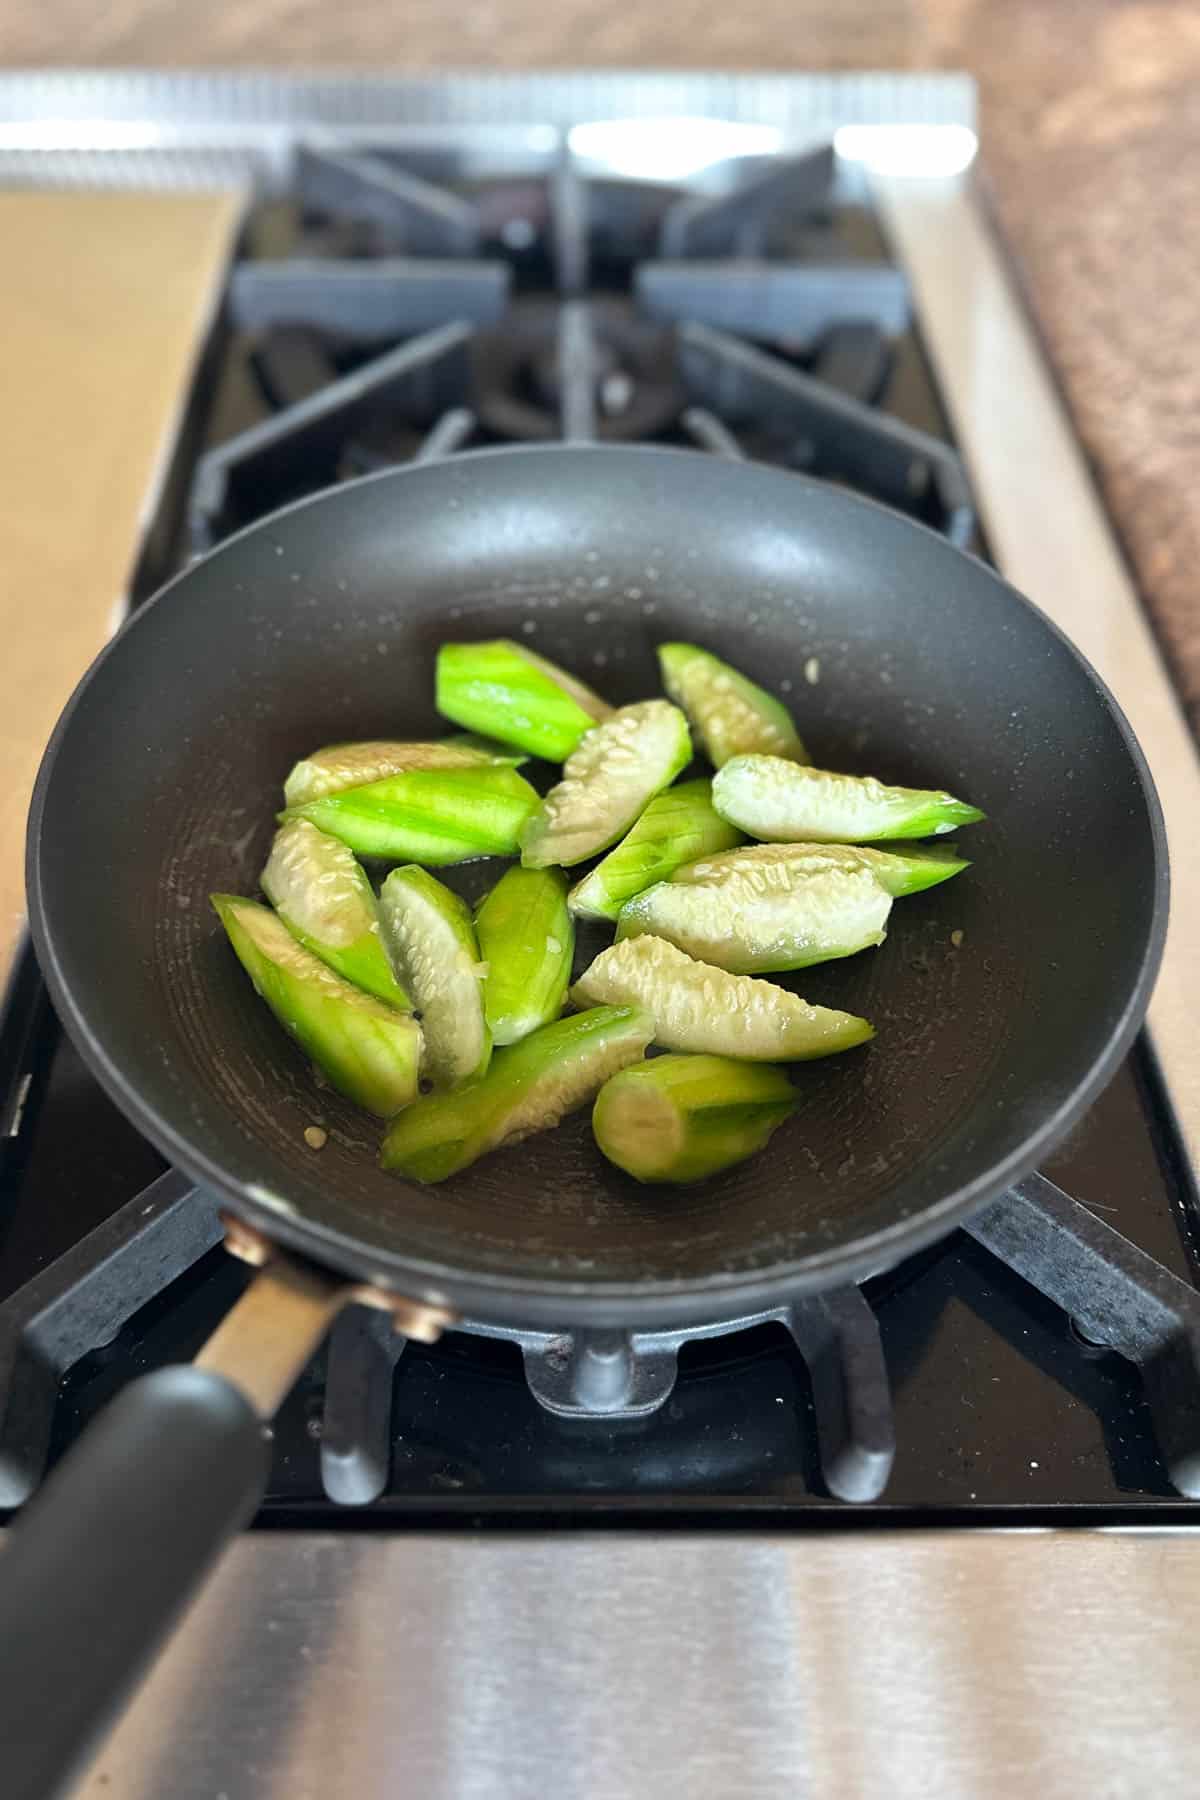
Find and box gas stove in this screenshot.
[2,69,1200,1794]
[2,67,1198,1523]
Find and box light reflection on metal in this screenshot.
[569,116,784,183]
[834,124,978,178]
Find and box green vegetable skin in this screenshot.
[621,838,970,974]
[521,700,692,869]
[379,866,491,1089]
[211,895,422,1117]
[567,778,743,922]
[283,736,526,808]
[713,754,984,842]
[260,818,410,1008]
[476,866,574,1046]
[593,1055,795,1184]
[617,859,892,973]
[284,763,539,865]
[658,642,808,767]
[572,935,872,1061]
[675,840,970,897]
[381,1005,654,1183]
[437,639,613,761]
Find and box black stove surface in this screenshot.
[2,133,1198,1522]
[5,1028,1195,1522]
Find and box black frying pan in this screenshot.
[1,446,1167,1797]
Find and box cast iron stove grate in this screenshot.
[2,1156,1200,1514]
[187,137,974,552]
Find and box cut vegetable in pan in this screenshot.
[712,754,984,842]
[674,841,970,898]
[260,818,411,1009]
[567,778,743,921]
[284,762,539,865]
[283,736,526,808]
[571,936,873,1061]
[380,1004,654,1183]
[211,895,422,1117]
[615,840,969,974]
[658,642,808,768]
[379,866,491,1090]
[593,1054,795,1185]
[437,639,613,761]
[212,631,984,1181]
[521,700,692,869]
[476,865,574,1046]
[617,858,892,973]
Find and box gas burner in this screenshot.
[189,321,475,550]
[187,135,977,545]
[474,296,684,443]
[3,1166,1200,1515]
[474,176,675,278]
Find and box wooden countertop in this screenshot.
[0,1,1197,722]
[0,190,243,993]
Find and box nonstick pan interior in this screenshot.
[28,447,1166,1325]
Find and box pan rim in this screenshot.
[26,444,1170,1326]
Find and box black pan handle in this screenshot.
[0,1249,352,1800]
[0,1365,268,1800]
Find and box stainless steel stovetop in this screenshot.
[2,69,1200,1800]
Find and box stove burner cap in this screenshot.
[474,297,684,443]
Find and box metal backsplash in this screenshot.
[0,69,975,189]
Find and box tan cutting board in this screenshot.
[0,188,243,997]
